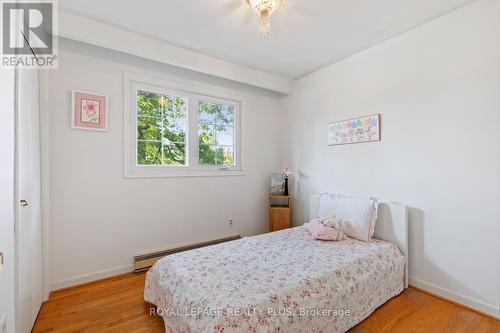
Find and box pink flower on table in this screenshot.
[281,167,293,178]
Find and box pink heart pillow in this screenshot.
[304,218,346,241]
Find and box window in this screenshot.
[124,74,244,178]
[198,101,235,167]
[136,91,188,166]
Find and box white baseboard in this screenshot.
[409,277,499,318]
[49,264,134,291]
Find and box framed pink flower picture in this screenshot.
[71,90,108,131]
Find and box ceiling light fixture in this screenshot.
[247,0,283,39]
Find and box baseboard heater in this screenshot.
[134,235,241,272]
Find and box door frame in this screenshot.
[39,69,51,301]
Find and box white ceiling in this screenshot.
[59,0,474,79]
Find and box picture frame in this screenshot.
[71,90,108,131]
[270,173,285,195]
[328,114,380,146]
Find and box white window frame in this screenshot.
[124,72,245,178]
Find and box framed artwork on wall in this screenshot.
[270,173,285,195]
[328,114,380,146]
[71,90,108,131]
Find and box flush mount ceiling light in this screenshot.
[247,0,284,39]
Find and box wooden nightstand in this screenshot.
[269,195,291,232]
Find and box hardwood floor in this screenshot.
[33,272,499,333]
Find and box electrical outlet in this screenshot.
[228,218,233,226]
[0,315,7,333]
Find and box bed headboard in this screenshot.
[309,194,409,288]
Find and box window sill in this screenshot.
[124,169,246,179]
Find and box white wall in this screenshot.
[0,70,16,333]
[45,39,284,289]
[282,0,499,317]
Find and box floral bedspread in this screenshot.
[145,227,405,333]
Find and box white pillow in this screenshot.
[318,193,379,242]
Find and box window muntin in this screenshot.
[198,101,236,167]
[136,90,187,166]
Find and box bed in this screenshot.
[145,195,408,333]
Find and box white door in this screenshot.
[16,69,43,333]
